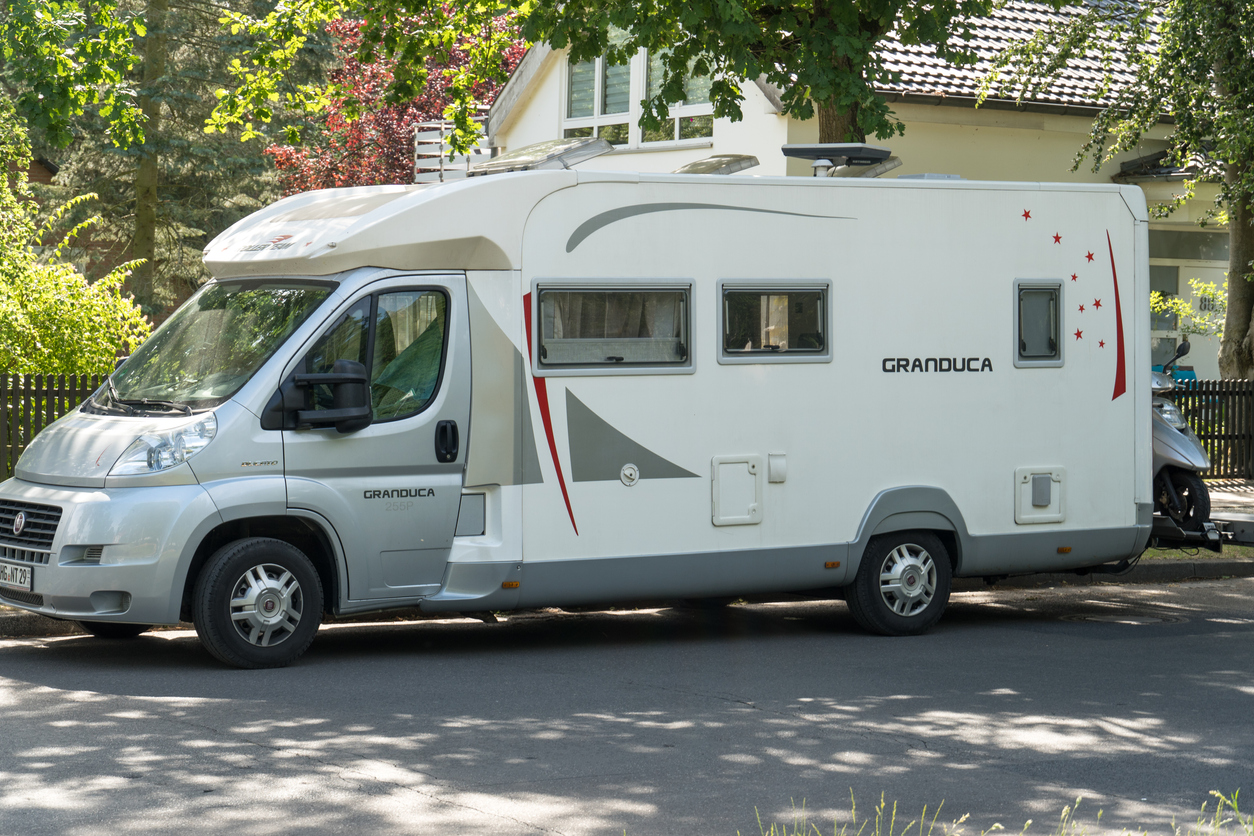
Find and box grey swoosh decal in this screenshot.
[566,203,853,253]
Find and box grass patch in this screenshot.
[1144,542,1254,560]
[746,791,1250,836]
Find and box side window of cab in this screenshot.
[300,290,448,422]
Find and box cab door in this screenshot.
[283,274,471,600]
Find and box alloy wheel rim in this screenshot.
[229,563,303,647]
[877,544,937,617]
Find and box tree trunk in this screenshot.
[1218,160,1254,378]
[817,100,865,144]
[130,0,168,313]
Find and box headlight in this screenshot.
[1155,401,1189,430]
[109,414,218,476]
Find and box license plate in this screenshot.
[0,561,32,592]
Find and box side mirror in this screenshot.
[114,355,129,371]
[329,359,372,433]
[291,359,373,433]
[1178,339,1191,359]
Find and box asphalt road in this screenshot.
[1,580,1251,836]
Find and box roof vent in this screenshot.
[468,137,613,177]
[672,154,760,176]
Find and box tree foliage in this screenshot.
[265,18,525,194]
[208,0,995,148]
[0,99,150,375]
[983,0,1254,378]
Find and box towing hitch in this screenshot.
[1150,516,1223,552]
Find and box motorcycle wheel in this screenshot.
[1156,468,1210,532]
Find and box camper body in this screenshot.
[0,170,1153,665]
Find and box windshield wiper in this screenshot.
[105,375,135,415]
[117,398,193,416]
[106,376,193,416]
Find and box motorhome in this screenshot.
[0,141,1154,667]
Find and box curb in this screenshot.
[4,559,1253,639]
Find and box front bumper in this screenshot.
[0,478,221,625]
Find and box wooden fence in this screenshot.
[1,375,101,479]
[1174,379,1254,479]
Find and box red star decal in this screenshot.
[1078,304,1086,313]
[1086,251,1095,262]
[1093,298,1102,310]
[1022,210,1032,221]
[1053,233,1062,244]
[1071,273,1078,281]
[1099,340,1106,348]
[1074,329,1083,340]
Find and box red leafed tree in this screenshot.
[266,19,525,195]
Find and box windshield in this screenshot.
[101,280,334,411]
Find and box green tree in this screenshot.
[984,1,1254,378]
[2,0,328,313]
[208,0,995,151]
[0,98,150,374]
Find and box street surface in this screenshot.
[1,579,1251,836]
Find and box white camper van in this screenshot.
[0,142,1154,667]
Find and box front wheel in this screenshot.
[1155,468,1210,532]
[192,538,324,669]
[845,531,952,636]
[75,621,150,639]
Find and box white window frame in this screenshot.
[560,49,715,151]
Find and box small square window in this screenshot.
[1014,280,1063,367]
[719,283,831,364]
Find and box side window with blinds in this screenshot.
[1015,280,1063,368]
[536,286,691,374]
[719,284,831,364]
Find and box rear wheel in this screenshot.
[845,531,952,636]
[1156,469,1210,532]
[192,538,324,669]
[75,621,150,639]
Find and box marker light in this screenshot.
[109,413,218,476]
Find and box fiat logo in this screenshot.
[12,512,25,537]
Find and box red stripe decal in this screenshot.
[523,292,578,534]
[1107,230,1127,400]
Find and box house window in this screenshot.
[1151,265,1179,331]
[719,283,831,364]
[563,43,714,148]
[536,286,691,372]
[1014,280,1063,368]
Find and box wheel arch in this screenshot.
[851,487,971,577]
[178,515,343,623]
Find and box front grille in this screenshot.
[0,545,50,565]
[0,588,44,607]
[0,500,62,550]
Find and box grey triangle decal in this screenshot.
[566,390,698,482]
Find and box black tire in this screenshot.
[845,531,952,636]
[75,621,150,640]
[1156,469,1210,532]
[192,537,324,669]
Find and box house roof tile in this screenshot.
[875,1,1138,109]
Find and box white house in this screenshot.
[486,1,1228,377]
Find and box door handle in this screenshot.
[435,420,459,463]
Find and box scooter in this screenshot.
[1151,339,1221,550]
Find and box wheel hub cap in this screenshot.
[229,564,303,648]
[878,544,937,617]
